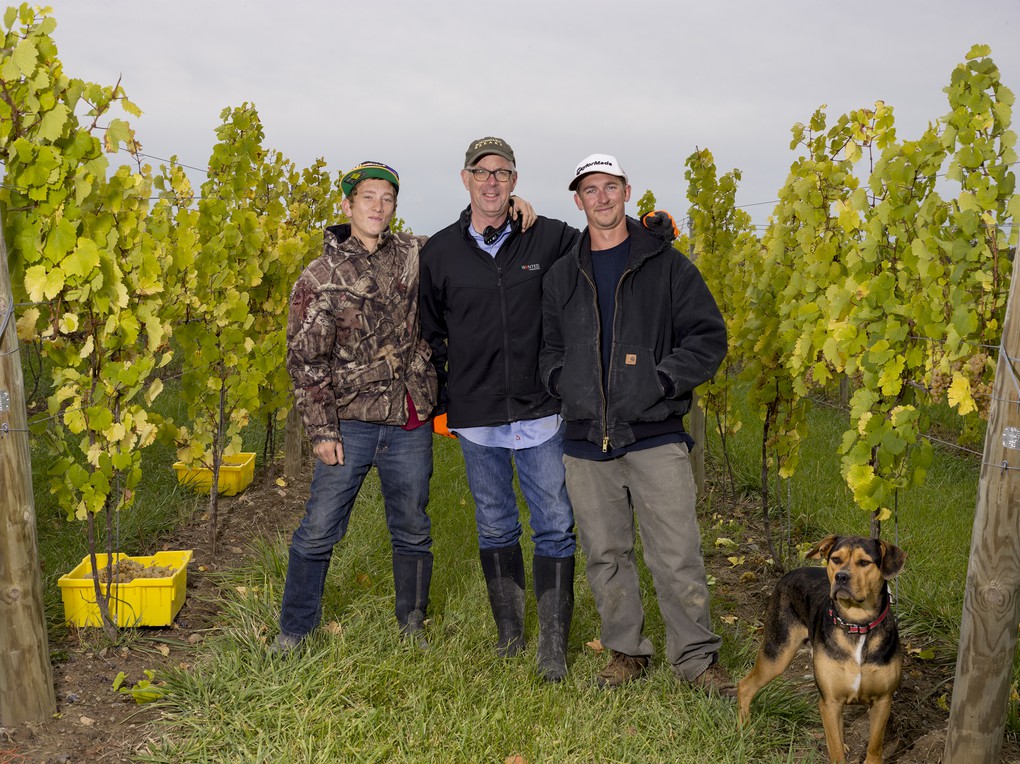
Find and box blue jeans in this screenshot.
[458,425,575,558]
[279,420,433,638]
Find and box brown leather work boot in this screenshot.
[595,650,649,688]
[688,661,736,698]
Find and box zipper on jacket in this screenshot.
[579,267,611,452]
[589,262,637,453]
[466,224,516,425]
[584,230,666,451]
[496,264,514,422]
[491,226,522,424]
[604,266,635,451]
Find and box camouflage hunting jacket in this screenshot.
[286,224,438,442]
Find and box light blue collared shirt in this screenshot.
[454,414,562,450]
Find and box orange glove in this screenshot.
[432,413,456,439]
[642,209,680,241]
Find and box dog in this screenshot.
[737,535,906,764]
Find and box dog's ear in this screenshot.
[806,535,839,561]
[879,541,907,579]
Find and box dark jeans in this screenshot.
[279,420,433,638]
[458,424,575,558]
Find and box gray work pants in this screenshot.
[564,442,721,680]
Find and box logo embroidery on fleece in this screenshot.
[521,264,541,272]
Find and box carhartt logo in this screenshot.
[576,159,613,177]
[625,354,637,365]
[521,264,541,272]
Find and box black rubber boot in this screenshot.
[393,553,433,649]
[278,547,332,639]
[533,554,575,682]
[479,544,526,657]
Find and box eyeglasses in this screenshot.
[467,167,514,183]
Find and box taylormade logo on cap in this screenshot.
[569,153,628,190]
[576,158,614,175]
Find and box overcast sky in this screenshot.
[40,0,1020,236]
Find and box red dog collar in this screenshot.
[828,590,892,635]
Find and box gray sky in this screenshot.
[41,0,1020,236]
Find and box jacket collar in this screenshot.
[457,205,520,244]
[574,217,670,271]
[325,223,392,255]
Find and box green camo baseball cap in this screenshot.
[340,161,400,197]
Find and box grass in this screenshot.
[31,378,1003,760]
[704,391,981,661]
[33,379,196,637]
[134,439,811,763]
[34,375,271,639]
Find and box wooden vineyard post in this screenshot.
[944,263,1020,762]
[0,228,57,724]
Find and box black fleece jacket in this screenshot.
[540,217,727,452]
[420,207,579,428]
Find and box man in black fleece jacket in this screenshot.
[420,136,578,682]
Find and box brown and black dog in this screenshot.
[737,535,906,764]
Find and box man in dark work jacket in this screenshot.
[540,153,734,694]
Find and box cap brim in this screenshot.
[342,167,400,195]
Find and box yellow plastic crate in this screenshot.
[172,452,255,496]
[57,550,193,627]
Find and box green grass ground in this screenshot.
[136,437,811,763]
[707,395,981,651]
[32,385,1002,762]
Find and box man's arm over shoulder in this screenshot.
[540,257,571,397]
[527,216,580,261]
[552,217,581,258]
[657,257,728,398]
[560,222,581,261]
[418,240,449,413]
[393,230,429,250]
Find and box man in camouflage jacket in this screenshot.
[274,161,438,652]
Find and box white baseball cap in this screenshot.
[569,153,628,191]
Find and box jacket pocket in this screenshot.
[408,343,439,409]
[558,342,600,421]
[610,344,670,422]
[332,359,392,407]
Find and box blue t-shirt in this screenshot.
[591,239,630,387]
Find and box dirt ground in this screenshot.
[1,463,309,764]
[3,463,1018,764]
